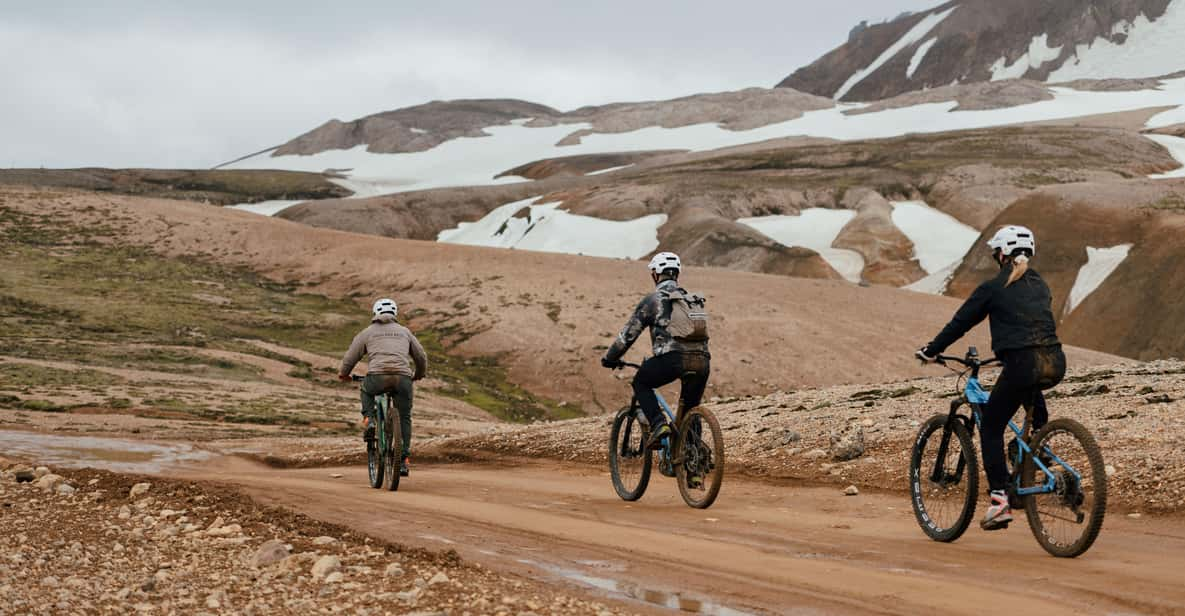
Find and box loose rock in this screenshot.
[311,555,341,579]
[250,539,290,567]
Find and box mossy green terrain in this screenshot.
[0,201,578,428]
[0,168,351,205]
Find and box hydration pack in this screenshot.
[660,288,709,342]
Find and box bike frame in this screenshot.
[630,390,678,461]
[933,352,1083,496]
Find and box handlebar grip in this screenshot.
[351,375,364,382]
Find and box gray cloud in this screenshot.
[2,1,941,168]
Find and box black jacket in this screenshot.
[925,266,1061,356]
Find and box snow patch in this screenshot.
[586,164,634,176]
[1146,134,1185,179]
[1048,1,1185,81]
[409,128,427,134]
[907,37,938,79]
[834,6,958,100]
[1066,244,1133,315]
[437,197,666,259]
[904,262,959,295]
[890,201,981,274]
[737,209,865,283]
[990,34,1063,81]
[228,200,302,216]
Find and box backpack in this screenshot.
[660,288,709,342]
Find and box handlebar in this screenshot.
[933,354,1000,369]
[350,375,364,382]
[618,361,642,370]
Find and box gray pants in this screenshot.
[362,374,413,458]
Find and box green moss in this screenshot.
[1,205,578,426]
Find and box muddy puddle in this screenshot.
[523,559,767,615]
[0,430,212,473]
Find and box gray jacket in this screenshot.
[340,314,428,379]
[604,279,710,362]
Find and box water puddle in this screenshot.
[0,430,211,473]
[522,559,758,615]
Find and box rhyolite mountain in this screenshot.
[779,0,1181,101]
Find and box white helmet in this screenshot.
[647,252,682,276]
[987,225,1036,257]
[372,298,398,318]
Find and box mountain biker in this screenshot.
[601,252,711,453]
[338,298,427,477]
[916,225,1066,531]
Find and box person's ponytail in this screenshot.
[1005,253,1030,287]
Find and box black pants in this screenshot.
[362,373,414,458]
[981,345,1065,491]
[632,352,710,427]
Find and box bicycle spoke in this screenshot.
[1028,427,1095,548]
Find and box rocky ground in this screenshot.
[0,457,637,615]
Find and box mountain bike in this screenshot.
[607,362,724,509]
[909,347,1106,557]
[352,375,401,492]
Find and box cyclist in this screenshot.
[601,252,711,453]
[338,298,427,477]
[916,225,1066,530]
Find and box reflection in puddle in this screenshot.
[0,430,211,473]
[523,559,755,615]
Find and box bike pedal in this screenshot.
[981,520,1011,531]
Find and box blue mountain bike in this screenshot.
[909,347,1106,557]
[607,362,724,509]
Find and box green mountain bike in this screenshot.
[910,347,1106,557]
[607,362,724,509]
[353,375,401,491]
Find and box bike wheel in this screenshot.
[675,407,724,509]
[383,399,402,492]
[609,407,652,501]
[1021,418,1106,558]
[367,415,384,490]
[910,414,978,542]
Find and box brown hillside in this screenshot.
[0,187,1122,413]
[948,179,1185,360]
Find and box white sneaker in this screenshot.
[981,490,1013,530]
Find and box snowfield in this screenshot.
[737,209,864,283]
[890,200,981,275]
[1146,134,1185,179]
[436,197,666,259]
[585,164,634,176]
[990,34,1062,81]
[907,37,938,79]
[904,262,959,295]
[1066,244,1133,315]
[225,76,1185,198]
[833,6,959,100]
[228,200,303,216]
[1047,0,1185,82]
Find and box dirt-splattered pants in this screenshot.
[632,352,710,427]
[362,373,413,458]
[982,345,1066,491]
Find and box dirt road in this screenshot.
[186,457,1185,615]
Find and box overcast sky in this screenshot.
[2,1,941,168]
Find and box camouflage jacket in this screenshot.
[604,280,710,362]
